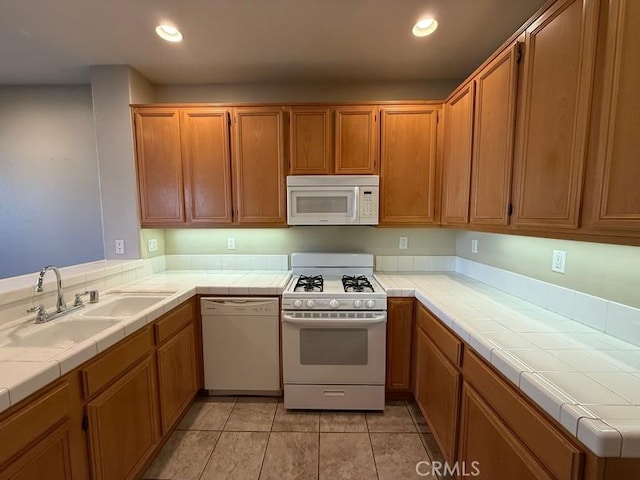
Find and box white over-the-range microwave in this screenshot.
[286,175,379,225]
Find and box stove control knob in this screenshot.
[353,299,363,309]
[329,299,340,309]
[305,299,315,309]
[293,299,303,309]
[366,300,376,309]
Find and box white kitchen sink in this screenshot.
[81,295,168,318]
[0,319,120,348]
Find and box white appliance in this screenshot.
[286,175,379,225]
[201,297,280,395]
[281,253,387,410]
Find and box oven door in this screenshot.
[287,186,359,225]
[281,311,386,385]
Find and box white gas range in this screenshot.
[281,253,387,411]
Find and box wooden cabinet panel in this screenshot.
[334,106,379,174]
[386,298,414,393]
[154,300,194,344]
[415,329,461,463]
[442,84,474,225]
[0,421,72,480]
[232,107,287,225]
[134,108,184,225]
[583,0,640,231]
[416,303,462,367]
[289,107,332,174]
[86,356,159,480]
[380,106,438,224]
[512,0,599,229]
[471,43,519,226]
[180,109,233,225]
[458,383,554,480]
[157,324,198,433]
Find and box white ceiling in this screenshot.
[0,0,548,85]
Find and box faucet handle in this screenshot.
[74,290,99,306]
[27,304,48,323]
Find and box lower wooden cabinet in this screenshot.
[86,356,160,480]
[458,383,554,480]
[385,298,414,395]
[157,323,198,433]
[415,328,461,463]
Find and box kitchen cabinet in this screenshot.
[133,107,185,225]
[379,105,439,224]
[511,0,600,230]
[385,298,414,396]
[289,106,333,175]
[441,84,474,225]
[470,42,520,226]
[582,0,640,233]
[414,304,462,463]
[232,106,287,225]
[0,380,88,480]
[334,106,379,175]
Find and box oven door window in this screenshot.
[299,328,367,365]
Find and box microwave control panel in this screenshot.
[359,187,379,221]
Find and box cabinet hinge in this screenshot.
[82,414,89,431]
[507,204,514,217]
[515,42,523,64]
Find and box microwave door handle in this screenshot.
[353,187,360,222]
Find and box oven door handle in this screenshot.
[282,313,386,327]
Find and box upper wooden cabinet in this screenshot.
[582,0,640,232]
[232,107,287,225]
[289,105,379,175]
[441,84,474,225]
[180,108,233,225]
[511,0,600,229]
[334,106,379,175]
[133,108,185,225]
[379,105,439,225]
[289,107,333,175]
[470,42,520,226]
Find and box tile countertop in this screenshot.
[0,270,292,415]
[374,272,640,459]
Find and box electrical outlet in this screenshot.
[148,238,158,252]
[551,250,566,273]
[471,239,478,254]
[399,237,408,249]
[227,237,236,250]
[115,240,125,255]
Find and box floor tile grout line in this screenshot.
[257,431,272,480]
[196,430,223,480]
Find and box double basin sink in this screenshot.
[0,294,174,348]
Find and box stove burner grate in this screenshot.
[342,275,374,293]
[294,275,324,292]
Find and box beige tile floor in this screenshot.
[144,397,452,480]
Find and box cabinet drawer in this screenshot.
[416,303,463,367]
[463,350,582,480]
[81,326,154,399]
[0,381,70,467]
[154,300,194,345]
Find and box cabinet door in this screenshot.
[583,0,640,231]
[157,324,198,433]
[458,384,554,480]
[442,85,474,225]
[512,0,599,229]
[470,43,519,226]
[289,107,333,175]
[379,106,438,224]
[334,106,379,174]
[180,109,233,225]
[415,329,461,463]
[133,108,185,226]
[86,356,159,480]
[232,107,287,225]
[385,298,414,393]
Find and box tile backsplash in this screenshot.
[376,255,456,272]
[164,254,288,271]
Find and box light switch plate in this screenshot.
[399,237,408,249]
[148,238,158,252]
[471,239,478,254]
[552,250,566,273]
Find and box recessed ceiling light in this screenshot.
[412,18,438,37]
[155,24,183,42]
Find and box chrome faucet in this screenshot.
[35,265,67,312]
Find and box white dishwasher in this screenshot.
[201,297,280,395]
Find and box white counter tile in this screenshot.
[520,372,577,420]
[0,388,9,412]
[490,350,531,387]
[0,361,60,405]
[578,418,623,457]
[54,339,98,375]
[546,350,628,373]
[586,373,640,404]
[560,404,597,436]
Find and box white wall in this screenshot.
[0,86,104,278]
